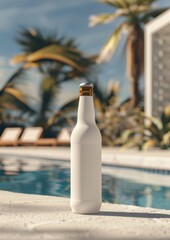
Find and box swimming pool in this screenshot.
[0,156,170,210]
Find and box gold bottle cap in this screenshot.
[79,83,93,96]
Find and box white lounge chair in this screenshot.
[35,127,71,146]
[35,136,58,146]
[18,127,43,145]
[57,128,71,146]
[0,128,22,146]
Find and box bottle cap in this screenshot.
[79,83,93,96]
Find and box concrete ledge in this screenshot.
[0,147,170,170]
[1,190,170,240]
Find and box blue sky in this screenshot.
[0,0,169,110]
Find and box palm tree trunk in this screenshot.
[127,26,144,107]
[130,75,139,107]
[35,112,47,127]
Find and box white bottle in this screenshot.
[70,83,102,214]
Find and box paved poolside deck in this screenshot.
[0,148,170,239]
[1,190,170,240]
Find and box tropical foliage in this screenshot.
[47,96,78,129]
[0,69,36,128]
[98,100,144,146]
[120,105,170,150]
[89,0,168,106]
[93,80,119,117]
[143,105,170,149]
[48,80,119,129]
[9,28,95,126]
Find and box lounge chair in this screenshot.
[35,127,71,146]
[56,128,71,146]
[35,136,58,146]
[0,128,22,146]
[18,127,43,146]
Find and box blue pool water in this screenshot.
[0,157,170,210]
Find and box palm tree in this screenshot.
[10,28,95,126]
[89,0,168,106]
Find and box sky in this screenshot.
[0,0,169,110]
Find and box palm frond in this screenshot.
[97,24,122,63]
[15,28,58,53]
[98,0,155,10]
[126,0,156,6]
[164,105,170,119]
[58,97,79,112]
[4,87,27,104]
[142,139,159,150]
[10,27,96,126]
[0,91,36,114]
[11,53,27,65]
[162,131,170,146]
[48,114,76,128]
[0,68,24,93]
[13,44,93,74]
[135,0,156,5]
[47,97,79,127]
[98,0,130,8]
[145,121,162,141]
[89,11,125,27]
[93,82,106,113]
[121,135,143,149]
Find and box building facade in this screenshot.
[145,9,170,117]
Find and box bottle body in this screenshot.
[70,95,102,214]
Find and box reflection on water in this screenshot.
[0,157,170,210]
[102,175,170,209]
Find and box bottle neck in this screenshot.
[77,96,96,125]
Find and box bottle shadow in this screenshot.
[92,211,170,218]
